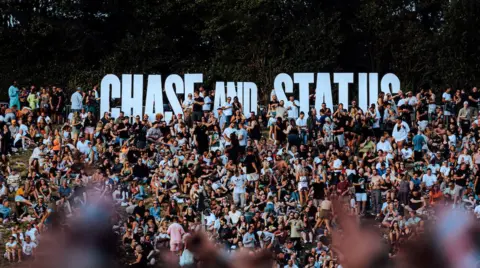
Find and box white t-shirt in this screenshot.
[12,232,24,242]
[76,140,90,155]
[22,241,37,256]
[408,96,418,106]
[203,96,212,111]
[6,241,17,250]
[223,102,233,116]
[377,140,393,152]
[392,122,410,142]
[422,174,437,187]
[474,205,480,216]
[13,133,23,144]
[285,100,300,119]
[183,99,193,109]
[223,127,237,146]
[442,92,452,101]
[237,128,248,146]
[25,228,38,242]
[333,159,342,172]
[296,117,307,129]
[19,124,28,133]
[401,148,413,159]
[231,175,247,194]
[440,166,451,177]
[458,154,473,166]
[228,210,242,225]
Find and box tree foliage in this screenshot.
[1,0,480,101]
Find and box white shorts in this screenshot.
[247,173,259,181]
[355,193,367,202]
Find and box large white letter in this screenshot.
[144,75,164,121]
[100,74,121,119]
[294,73,313,118]
[381,73,401,95]
[121,74,144,117]
[274,73,293,103]
[369,73,379,107]
[243,82,258,117]
[213,82,226,116]
[165,74,184,117]
[358,73,368,111]
[315,73,333,111]
[226,82,238,99]
[334,73,353,108]
[184,74,203,100]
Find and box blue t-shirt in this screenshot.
[413,134,425,151]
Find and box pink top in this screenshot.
[167,223,185,242]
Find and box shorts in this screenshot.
[170,241,182,251]
[355,193,367,202]
[15,195,26,202]
[319,209,331,219]
[247,173,259,182]
[85,127,94,134]
[454,185,465,197]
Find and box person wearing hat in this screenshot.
[70,86,83,113]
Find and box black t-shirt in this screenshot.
[159,125,170,137]
[51,92,59,106]
[141,240,154,253]
[112,163,123,174]
[118,123,130,139]
[56,91,65,108]
[193,97,204,112]
[469,91,480,107]
[146,148,157,158]
[133,205,146,217]
[418,105,428,121]
[244,154,257,174]
[193,125,208,144]
[127,150,141,164]
[334,123,344,135]
[455,169,468,187]
[352,174,366,193]
[34,203,48,215]
[136,124,148,142]
[311,181,326,199]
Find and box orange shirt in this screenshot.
[52,139,61,151]
[429,190,443,205]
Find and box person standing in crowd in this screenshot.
[221,96,233,125]
[192,91,204,122]
[285,95,299,121]
[457,101,472,135]
[167,216,185,254]
[8,81,20,109]
[468,86,480,118]
[70,87,83,113]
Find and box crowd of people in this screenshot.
[1,81,480,267]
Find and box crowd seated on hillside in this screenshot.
[1,81,480,267]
